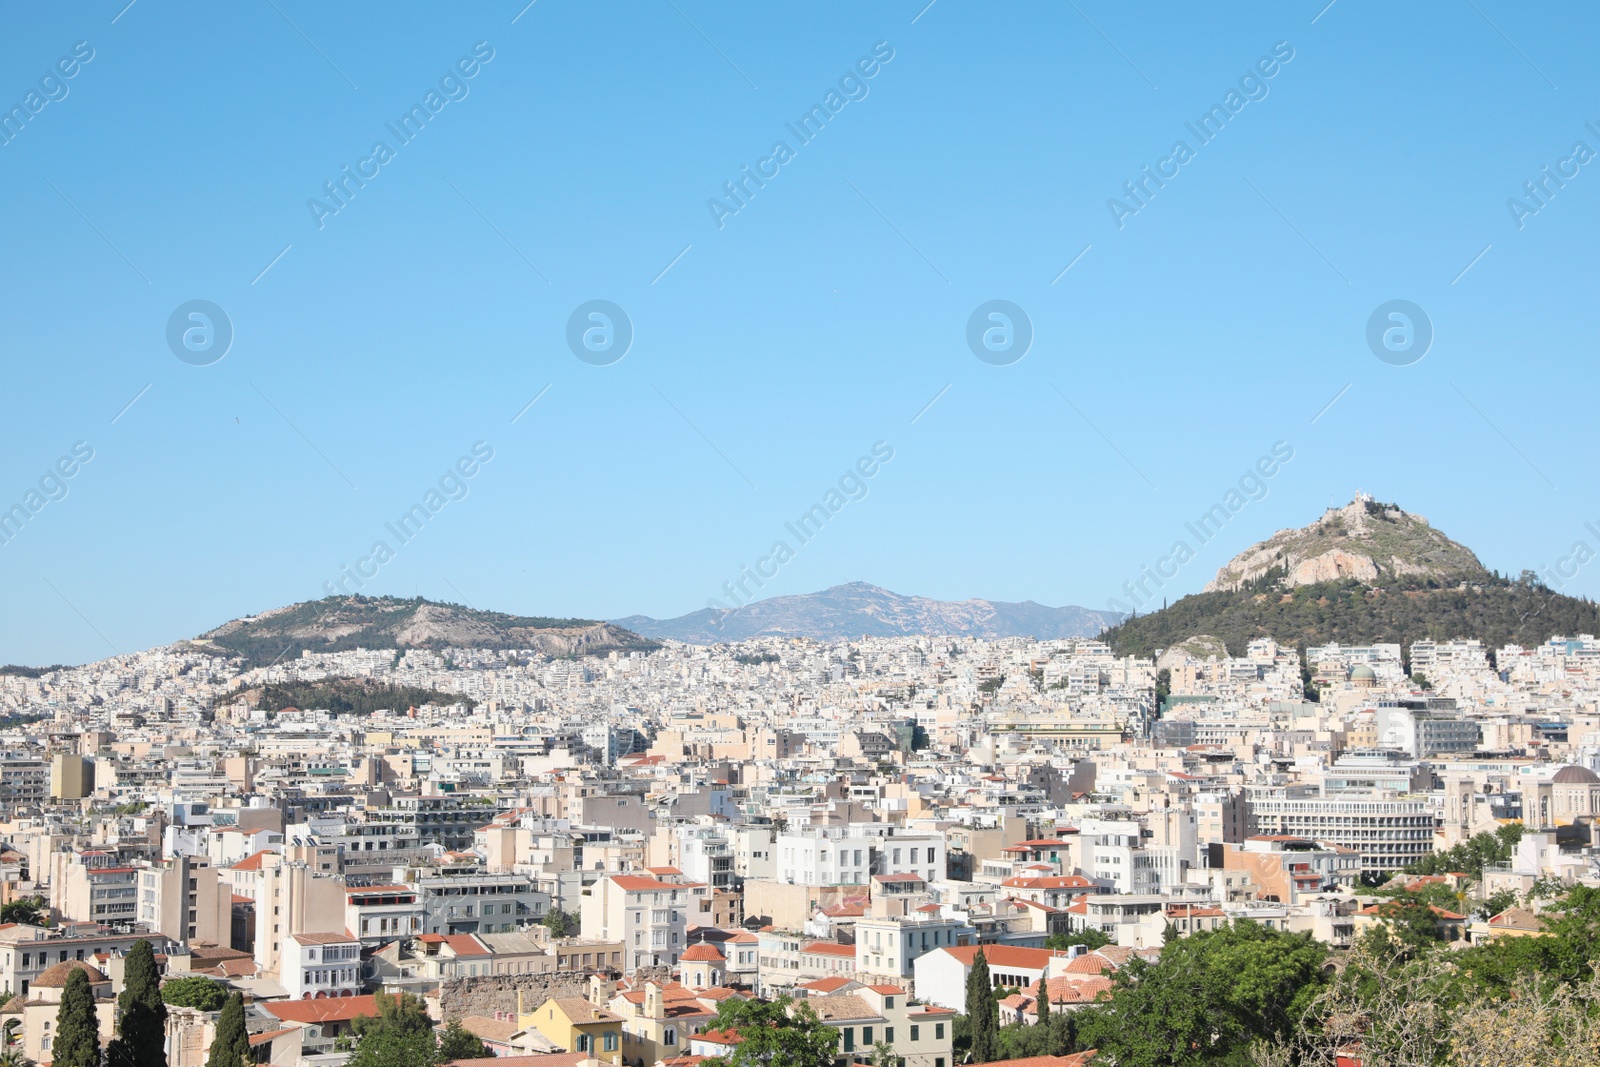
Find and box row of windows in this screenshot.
[837,1022,942,1051]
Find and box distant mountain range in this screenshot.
[612,582,1124,643]
[1104,494,1600,658]
[187,596,656,668]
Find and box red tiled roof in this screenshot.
[679,943,725,962]
[801,941,856,958]
[935,945,1058,970]
[263,996,383,1024]
[799,977,855,993]
[249,1028,297,1047]
[609,876,705,892]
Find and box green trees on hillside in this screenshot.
[1102,578,1600,658]
[1406,822,1523,878]
[699,996,841,1067]
[1074,922,1326,1067]
[162,975,229,1012]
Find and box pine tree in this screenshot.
[52,967,101,1067]
[965,949,999,1064]
[110,939,168,1067]
[206,993,250,1067]
[438,1020,492,1060]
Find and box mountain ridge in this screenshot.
[186,595,657,668]
[613,582,1123,643]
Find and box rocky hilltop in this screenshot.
[1105,495,1600,658]
[190,596,656,667]
[1206,494,1490,592]
[614,582,1122,643]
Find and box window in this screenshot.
[842,1028,854,1052]
[576,1035,590,1052]
[863,1027,873,1045]
[935,1024,945,1040]
[604,1032,618,1052]
[664,1030,677,1047]
[885,1028,894,1043]
[910,1026,919,1042]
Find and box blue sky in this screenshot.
[2,1,1598,663]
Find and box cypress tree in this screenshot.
[109,939,168,1067]
[52,967,101,1067]
[1034,973,1050,1033]
[206,993,250,1067]
[965,948,998,1064]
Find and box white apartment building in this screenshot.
[854,911,975,981]
[674,826,736,891]
[345,883,424,945]
[281,931,362,999]
[775,825,945,887]
[581,873,710,972]
[1247,794,1435,872]
[733,826,776,881]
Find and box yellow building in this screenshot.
[526,996,624,1064]
[49,754,93,800]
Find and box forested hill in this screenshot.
[1102,577,1600,659]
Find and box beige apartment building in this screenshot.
[137,855,233,946]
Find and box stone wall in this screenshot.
[437,966,674,1019]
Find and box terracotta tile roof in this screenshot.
[264,995,383,1024]
[798,977,855,993]
[230,850,275,871]
[695,1029,741,1045]
[249,1028,298,1047]
[460,1015,521,1043]
[608,875,705,892]
[800,941,856,958]
[448,1056,589,1067]
[33,961,108,988]
[984,1054,1098,1067]
[678,943,725,962]
[548,998,621,1024]
[291,932,358,946]
[934,945,1058,970]
[803,993,880,1023]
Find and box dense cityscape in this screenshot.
[7,5,1597,1067]
[0,499,1595,1067]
